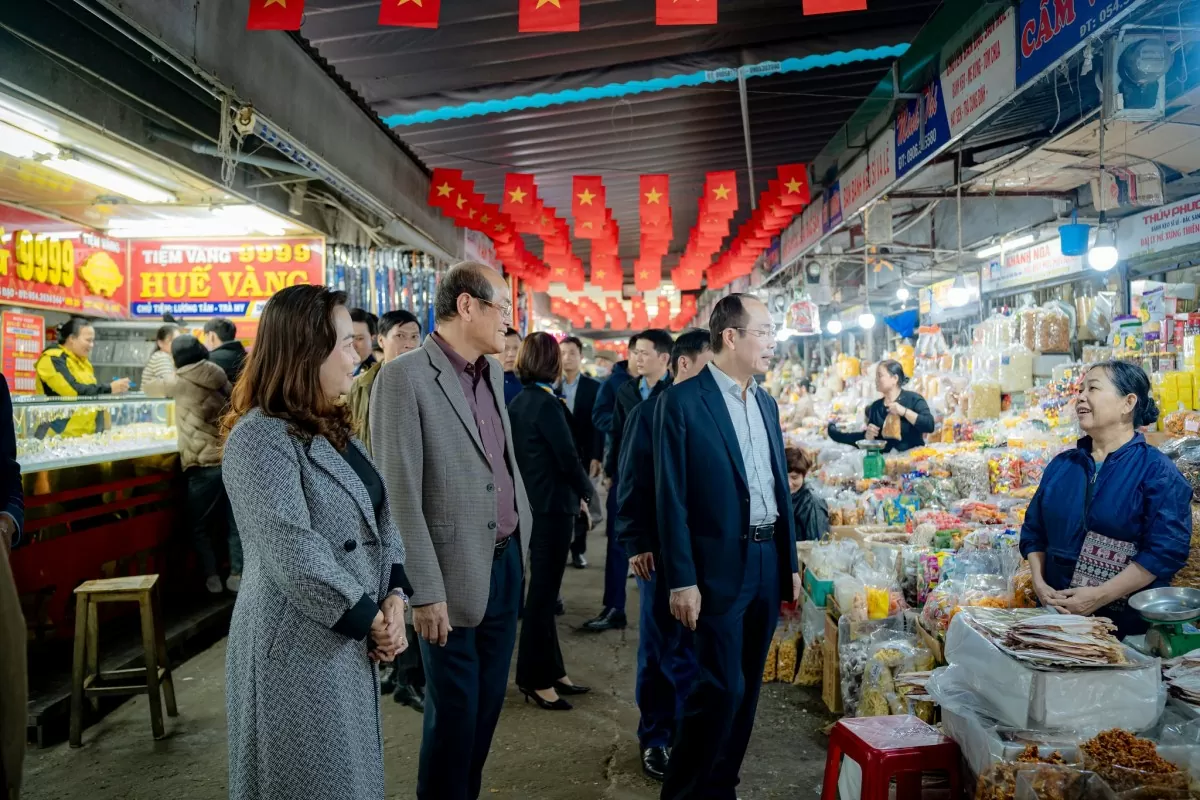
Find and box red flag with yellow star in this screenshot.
[427,168,463,212]
[656,0,717,25]
[247,0,304,29]
[571,176,605,223]
[777,163,811,207]
[519,0,579,32]
[502,173,537,220]
[379,0,440,27]
[639,175,670,223]
[802,0,867,14]
[703,171,738,214]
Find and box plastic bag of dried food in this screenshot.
[1080,730,1189,795]
[1173,447,1200,504]
[881,412,902,441]
[793,635,823,686]
[762,634,778,683]
[777,628,799,683]
[1013,767,1117,800]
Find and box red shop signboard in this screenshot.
[0,228,128,318]
[128,237,326,319]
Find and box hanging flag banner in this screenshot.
[129,238,326,318]
[981,241,1084,294]
[246,0,305,30]
[841,125,896,219]
[802,0,867,13]
[379,0,441,28]
[518,0,580,32]
[1016,0,1135,85]
[1117,193,1200,261]
[656,0,717,25]
[943,7,1017,137]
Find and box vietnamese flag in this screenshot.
[247,0,304,30]
[502,173,537,219]
[640,175,670,222]
[802,0,867,14]
[519,0,580,32]
[428,168,462,212]
[572,176,606,222]
[379,0,440,27]
[777,163,811,206]
[656,0,717,25]
[704,171,738,214]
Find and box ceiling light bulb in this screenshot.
[947,286,970,307]
[1089,227,1119,272]
[896,287,910,302]
[43,155,176,204]
[827,319,843,335]
[858,311,876,330]
[975,233,1036,260]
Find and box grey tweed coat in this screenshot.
[371,334,532,628]
[222,409,405,800]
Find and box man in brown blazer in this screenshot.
[372,261,532,800]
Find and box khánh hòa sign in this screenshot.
[129,237,325,319]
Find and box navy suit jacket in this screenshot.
[0,376,23,546]
[616,395,658,560]
[653,365,798,616]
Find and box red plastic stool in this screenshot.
[820,715,962,800]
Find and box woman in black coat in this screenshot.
[509,332,595,710]
[828,359,935,453]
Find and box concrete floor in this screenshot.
[21,526,834,800]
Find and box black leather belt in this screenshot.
[494,536,512,558]
[744,523,775,542]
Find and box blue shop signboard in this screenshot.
[1016,0,1135,84]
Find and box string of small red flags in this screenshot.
[248,0,867,31]
[502,173,585,292]
[572,177,622,292]
[673,170,738,291]
[427,167,552,291]
[708,164,811,290]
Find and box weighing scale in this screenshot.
[857,439,887,480]
[1129,587,1200,658]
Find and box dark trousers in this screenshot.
[186,466,241,577]
[636,569,698,749]
[662,539,779,800]
[417,540,521,800]
[570,511,589,558]
[516,512,573,688]
[601,484,628,612]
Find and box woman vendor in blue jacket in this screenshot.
[1019,361,1192,638]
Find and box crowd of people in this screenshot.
[208,261,802,800]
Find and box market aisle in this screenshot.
[20,524,833,800]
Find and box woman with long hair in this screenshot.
[508,332,593,710]
[221,284,409,800]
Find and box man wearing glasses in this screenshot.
[654,294,800,800]
[372,261,533,800]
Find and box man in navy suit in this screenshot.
[654,294,799,800]
[616,329,711,781]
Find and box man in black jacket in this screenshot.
[583,328,672,632]
[202,318,247,386]
[617,329,709,781]
[558,337,602,568]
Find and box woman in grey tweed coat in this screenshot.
[221,285,410,800]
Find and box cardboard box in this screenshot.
[822,609,843,714]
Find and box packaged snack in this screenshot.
[882,413,902,440]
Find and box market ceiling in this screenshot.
[301,0,943,280]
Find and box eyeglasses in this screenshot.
[736,325,777,339]
[474,296,513,319]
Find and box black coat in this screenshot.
[508,386,594,516]
[791,485,829,542]
[559,374,602,466]
[0,376,23,547]
[605,375,671,478]
[209,341,247,386]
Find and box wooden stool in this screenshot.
[69,575,178,747]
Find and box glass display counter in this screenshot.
[14,394,177,471]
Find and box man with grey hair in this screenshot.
[371,261,532,800]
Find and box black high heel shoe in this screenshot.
[519,687,572,710]
[554,680,590,696]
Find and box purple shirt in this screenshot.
[432,333,518,542]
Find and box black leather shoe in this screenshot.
[554,680,590,695]
[555,596,566,616]
[582,608,627,631]
[572,553,588,569]
[393,684,425,713]
[642,746,668,781]
[379,665,397,696]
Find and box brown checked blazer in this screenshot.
[371,334,532,628]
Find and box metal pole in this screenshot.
[738,70,757,209]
